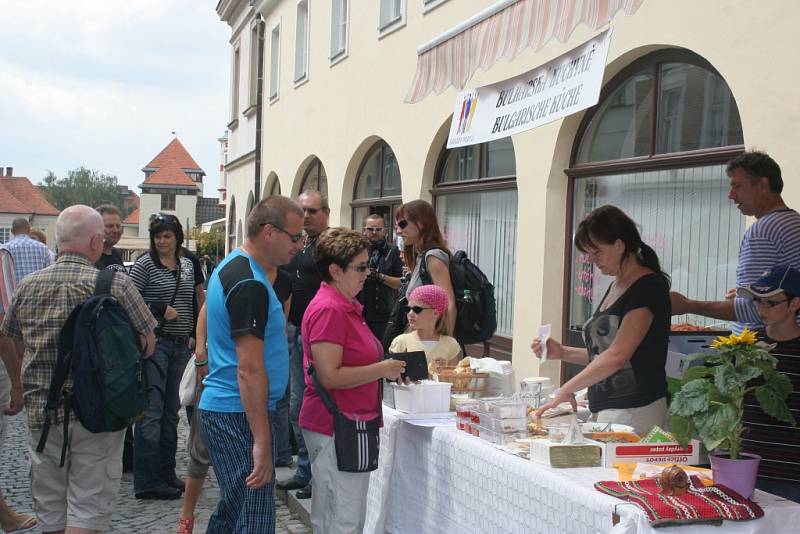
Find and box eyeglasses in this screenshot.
[753,297,789,308]
[346,263,369,273]
[402,305,433,314]
[303,207,320,215]
[396,219,409,229]
[364,226,384,233]
[261,223,303,243]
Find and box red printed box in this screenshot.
[601,440,703,467]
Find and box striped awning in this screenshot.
[405,0,646,103]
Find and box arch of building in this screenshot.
[263,171,280,198]
[291,154,326,199]
[336,134,392,228]
[246,190,255,219]
[226,195,236,253]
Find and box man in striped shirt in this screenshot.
[671,151,800,333]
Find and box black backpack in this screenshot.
[37,269,148,466]
[420,249,497,346]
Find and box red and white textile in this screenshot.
[405,0,646,103]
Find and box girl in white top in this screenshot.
[389,285,461,370]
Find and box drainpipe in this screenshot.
[253,14,265,202]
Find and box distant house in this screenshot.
[134,138,224,251]
[0,167,60,248]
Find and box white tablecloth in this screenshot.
[364,407,800,534]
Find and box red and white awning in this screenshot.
[405,0,646,103]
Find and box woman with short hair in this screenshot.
[299,228,405,534]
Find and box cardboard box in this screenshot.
[530,438,603,468]
[600,439,703,467]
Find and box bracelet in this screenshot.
[194,359,208,367]
[380,273,386,283]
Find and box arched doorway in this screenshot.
[227,197,236,253]
[299,157,328,196]
[351,141,402,241]
[264,172,281,197]
[566,49,745,343]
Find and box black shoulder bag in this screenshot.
[307,363,381,473]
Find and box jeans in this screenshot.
[272,384,293,465]
[287,324,311,485]
[200,410,278,534]
[133,338,190,493]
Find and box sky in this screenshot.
[0,0,230,197]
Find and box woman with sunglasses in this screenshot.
[531,205,671,435]
[389,285,461,376]
[129,213,200,500]
[298,228,405,534]
[387,200,457,347]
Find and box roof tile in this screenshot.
[142,160,199,189]
[123,207,140,224]
[145,138,203,172]
[0,177,60,215]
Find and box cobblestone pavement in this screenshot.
[0,411,311,533]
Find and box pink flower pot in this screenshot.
[709,452,761,499]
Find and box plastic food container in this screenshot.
[477,414,526,433]
[476,426,527,445]
[392,381,453,413]
[487,400,527,419]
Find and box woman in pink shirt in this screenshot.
[299,228,405,534]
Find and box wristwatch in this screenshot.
[379,273,386,284]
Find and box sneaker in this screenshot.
[176,516,194,534]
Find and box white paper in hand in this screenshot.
[537,324,551,363]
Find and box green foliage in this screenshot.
[668,334,795,460]
[41,167,130,215]
[196,230,224,258]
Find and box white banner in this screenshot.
[447,28,612,148]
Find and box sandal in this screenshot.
[4,515,37,533]
[176,515,194,534]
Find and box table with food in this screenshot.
[363,356,800,534]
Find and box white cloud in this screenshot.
[0,0,229,194]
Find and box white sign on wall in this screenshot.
[447,29,613,148]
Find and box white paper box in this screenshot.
[392,382,453,414]
[600,439,703,467]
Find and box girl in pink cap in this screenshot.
[388,284,461,373]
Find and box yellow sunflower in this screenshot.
[711,328,758,349]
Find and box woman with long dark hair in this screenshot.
[532,205,671,434]
[130,213,200,500]
[392,200,457,336]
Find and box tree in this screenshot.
[41,166,130,215]
[196,229,224,259]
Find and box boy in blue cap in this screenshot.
[737,265,800,502]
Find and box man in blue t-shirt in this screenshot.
[199,196,304,533]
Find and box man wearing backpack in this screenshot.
[0,205,157,534]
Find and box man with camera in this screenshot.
[358,213,403,340]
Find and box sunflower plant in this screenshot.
[669,328,796,460]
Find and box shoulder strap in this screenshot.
[169,259,182,307]
[94,268,116,296]
[307,363,340,415]
[418,248,446,285]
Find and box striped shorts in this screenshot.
[199,410,275,534]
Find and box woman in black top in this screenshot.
[533,205,671,434]
[130,213,200,500]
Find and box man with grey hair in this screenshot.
[4,216,52,283]
[199,195,303,533]
[0,205,157,534]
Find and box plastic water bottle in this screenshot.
[463,289,473,303]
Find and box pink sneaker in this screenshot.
[176,516,194,534]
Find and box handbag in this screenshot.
[308,363,381,473]
[179,354,196,407]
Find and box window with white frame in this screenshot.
[269,23,280,100]
[379,0,404,30]
[330,0,348,60]
[230,46,240,125]
[0,228,10,244]
[248,24,259,108]
[294,0,309,83]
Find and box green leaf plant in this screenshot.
[669,329,796,460]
